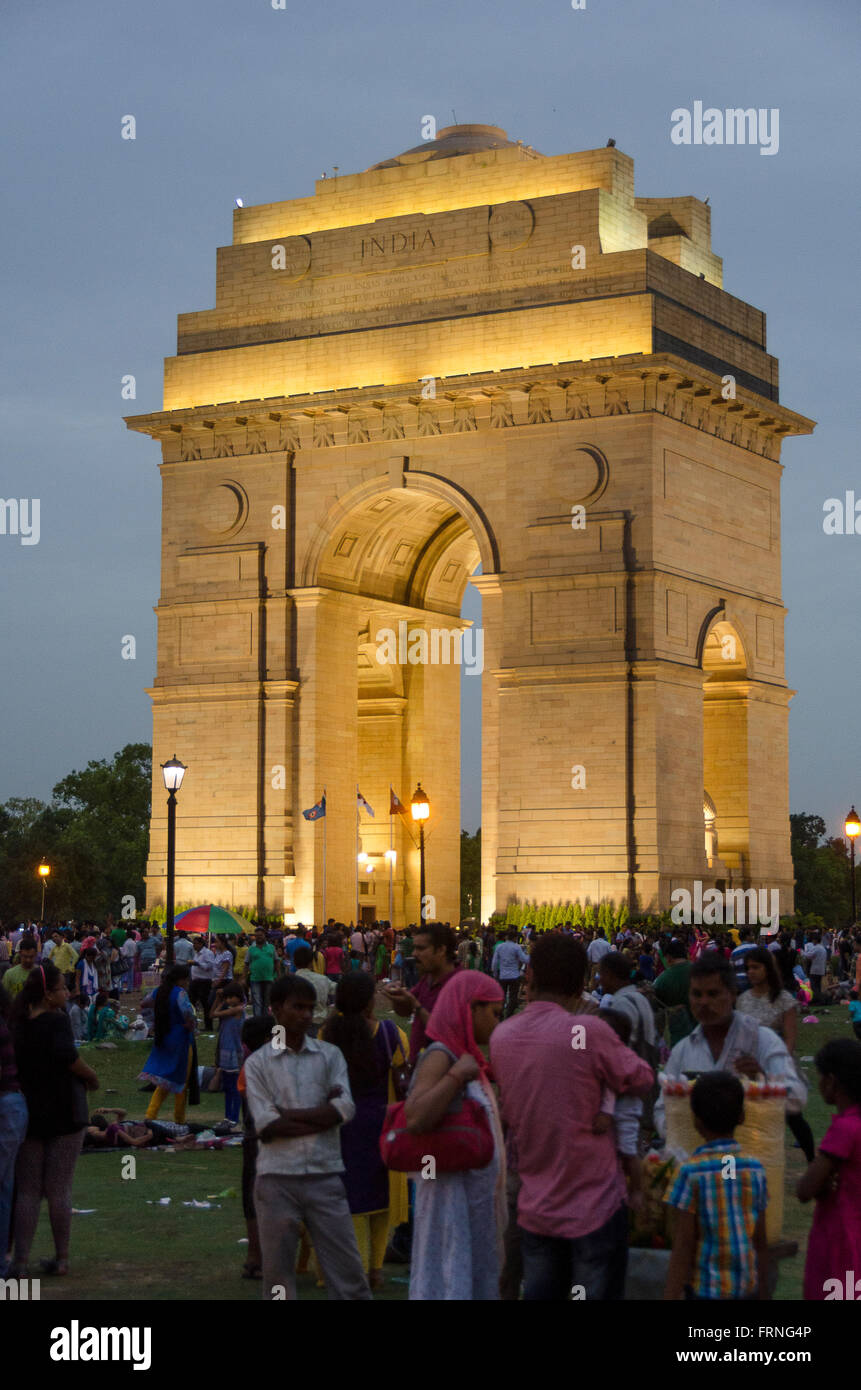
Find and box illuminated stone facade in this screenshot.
[127,124,813,924]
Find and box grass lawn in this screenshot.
[24,998,851,1301]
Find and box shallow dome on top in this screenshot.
[367,123,541,170]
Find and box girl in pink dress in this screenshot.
[798,1039,861,1299]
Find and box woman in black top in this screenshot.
[8,962,99,1277]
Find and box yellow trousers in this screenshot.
[351,1211,390,1273]
[145,1046,192,1123]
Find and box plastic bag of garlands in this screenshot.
[661,1075,787,1241]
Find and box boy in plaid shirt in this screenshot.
[664,1071,769,1300]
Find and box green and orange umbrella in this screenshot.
[173,904,250,935]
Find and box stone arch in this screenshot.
[695,605,753,674]
[293,468,499,927]
[299,469,499,596]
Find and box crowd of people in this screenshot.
[1,912,860,1301]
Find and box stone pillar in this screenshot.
[400,621,461,925]
[260,679,299,914]
[742,683,794,911]
[290,588,360,924]
[473,575,501,920]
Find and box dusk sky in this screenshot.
[2,0,857,837]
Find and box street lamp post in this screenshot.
[37,860,51,922]
[845,806,860,926]
[161,756,187,967]
[411,783,430,925]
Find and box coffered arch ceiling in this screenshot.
[310,477,493,617]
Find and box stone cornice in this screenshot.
[147,679,299,703]
[125,352,814,465]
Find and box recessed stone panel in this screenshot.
[179,613,253,664]
[530,586,617,644]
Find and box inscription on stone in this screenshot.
[361,229,436,258]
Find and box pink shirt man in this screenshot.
[490,1001,653,1239]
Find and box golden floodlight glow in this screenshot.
[37,861,51,879]
[233,147,627,244]
[163,298,652,409]
[845,807,861,839]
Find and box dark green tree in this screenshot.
[789,812,855,926]
[460,827,481,921]
[0,744,151,922]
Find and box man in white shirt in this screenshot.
[244,974,371,1300]
[42,929,61,960]
[586,931,612,987]
[656,954,807,1136]
[802,933,829,1004]
[189,937,217,1029]
[491,929,530,1018]
[120,932,139,991]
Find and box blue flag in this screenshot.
[302,796,326,822]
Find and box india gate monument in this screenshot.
[126,123,813,926]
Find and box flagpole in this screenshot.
[322,786,327,929]
[389,788,394,928]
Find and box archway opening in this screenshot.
[702,619,750,884]
[310,478,490,926]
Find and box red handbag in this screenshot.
[379,1095,494,1172]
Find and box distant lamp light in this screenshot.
[846,806,860,928]
[357,851,369,865]
[161,756,187,793]
[384,849,397,864]
[37,859,51,919]
[235,198,244,208]
[411,783,430,924]
[161,757,186,967]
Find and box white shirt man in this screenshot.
[243,1006,370,1301]
[657,1010,807,1137]
[491,938,529,981]
[190,944,216,980]
[803,941,828,979]
[587,936,612,965]
[244,1033,355,1176]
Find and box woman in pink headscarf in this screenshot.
[404,970,505,1300]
